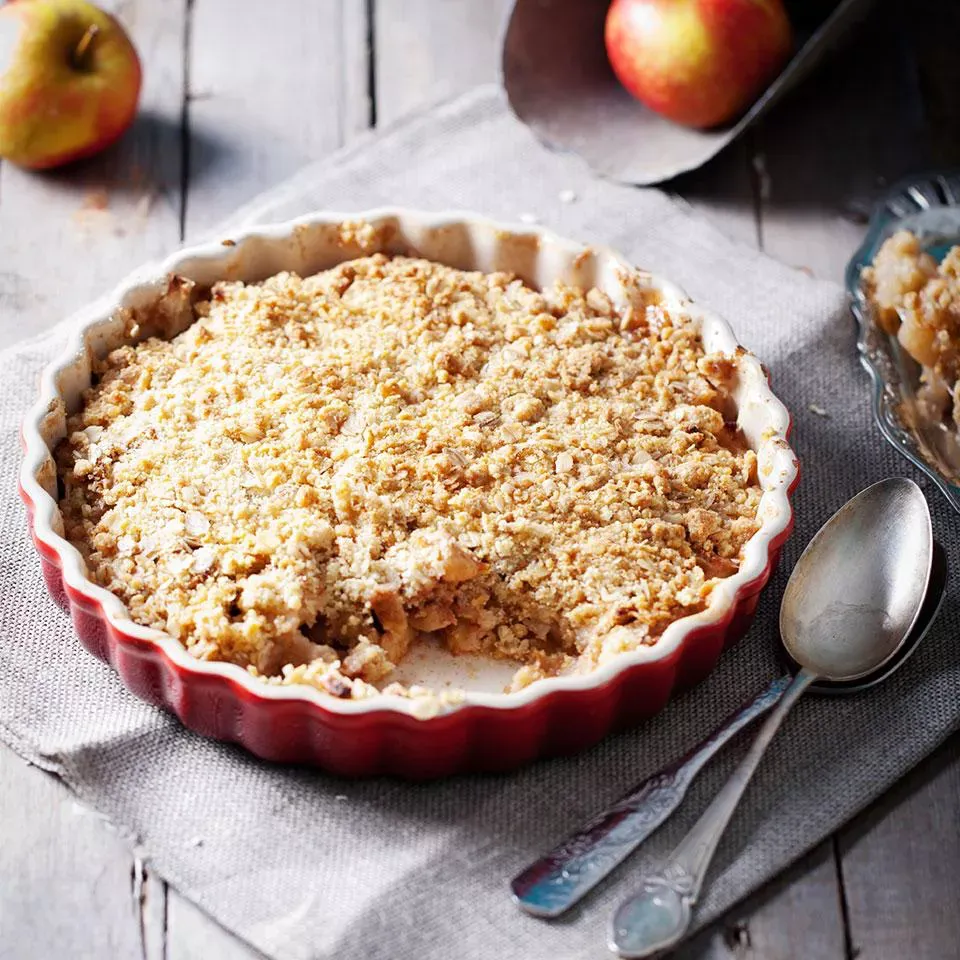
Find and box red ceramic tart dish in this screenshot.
[19,211,797,778]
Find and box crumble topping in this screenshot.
[57,252,761,704]
[864,229,960,426]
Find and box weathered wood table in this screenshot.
[2,2,958,957]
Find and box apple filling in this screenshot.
[279,528,574,693]
[864,229,960,430]
[57,240,761,706]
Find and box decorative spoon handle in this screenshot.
[608,668,816,959]
[510,674,794,918]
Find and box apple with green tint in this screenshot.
[0,0,141,169]
[605,0,793,129]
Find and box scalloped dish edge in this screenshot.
[20,208,798,721]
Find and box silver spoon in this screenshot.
[608,477,933,958]
[509,543,945,921]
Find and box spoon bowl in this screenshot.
[781,477,933,682]
[808,540,946,695]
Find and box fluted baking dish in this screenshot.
[19,209,798,778]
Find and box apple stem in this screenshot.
[72,24,100,70]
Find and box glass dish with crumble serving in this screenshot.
[20,211,797,777]
[848,172,960,514]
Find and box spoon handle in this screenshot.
[608,668,817,959]
[510,674,794,918]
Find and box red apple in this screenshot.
[605,0,793,129]
[0,0,141,170]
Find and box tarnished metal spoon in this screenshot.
[510,540,946,921]
[608,478,933,958]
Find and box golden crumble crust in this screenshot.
[57,253,761,702]
[864,229,960,426]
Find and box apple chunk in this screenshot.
[0,0,142,170]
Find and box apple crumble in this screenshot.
[57,252,761,703]
[864,229,960,427]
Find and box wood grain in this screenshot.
[677,843,846,960]
[839,739,960,960]
[0,3,184,958]
[753,8,927,283]
[670,137,761,251]
[0,0,184,348]
[140,859,168,960]
[373,0,513,126]
[0,745,142,960]
[166,892,265,960]
[184,0,370,236]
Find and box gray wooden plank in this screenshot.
[0,0,184,347]
[0,744,142,960]
[140,858,168,960]
[839,740,960,960]
[166,891,264,960]
[752,9,928,284]
[373,0,513,126]
[184,0,370,237]
[343,0,375,137]
[677,843,845,960]
[671,137,761,251]
[0,3,184,958]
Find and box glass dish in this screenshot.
[847,171,960,514]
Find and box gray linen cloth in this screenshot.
[2,87,958,960]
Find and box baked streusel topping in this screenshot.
[58,253,761,704]
[864,229,960,429]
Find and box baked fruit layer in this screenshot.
[864,229,960,429]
